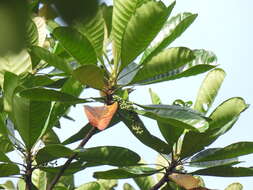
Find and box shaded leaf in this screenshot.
[191,166,253,177]
[94,167,160,179]
[194,69,226,114]
[192,142,253,162]
[76,146,140,166]
[31,46,72,74]
[53,27,97,65]
[36,144,73,164]
[134,175,155,190]
[73,65,105,90]
[19,87,89,103]
[0,151,11,163]
[13,95,51,150]
[0,163,19,177]
[119,110,171,154]
[84,102,118,130]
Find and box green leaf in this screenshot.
[31,46,72,74]
[0,151,11,163]
[120,1,175,70]
[180,97,248,159]
[76,8,104,59]
[123,183,136,190]
[225,183,243,190]
[119,110,171,154]
[33,17,47,47]
[134,49,217,85]
[191,166,253,177]
[53,27,97,65]
[136,104,209,132]
[73,65,105,90]
[0,136,13,153]
[17,179,26,190]
[3,72,19,116]
[19,87,89,103]
[142,12,198,64]
[76,146,140,166]
[62,115,120,145]
[192,142,253,162]
[32,169,47,190]
[102,4,113,38]
[98,179,118,190]
[190,148,239,168]
[194,68,226,114]
[41,128,60,145]
[36,144,73,164]
[134,176,155,190]
[47,77,83,129]
[148,89,183,150]
[13,94,51,150]
[131,47,195,84]
[112,0,140,64]
[76,182,101,190]
[25,19,39,47]
[0,163,19,177]
[0,180,15,190]
[93,166,160,179]
[0,50,32,86]
[117,62,139,86]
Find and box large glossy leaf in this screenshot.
[191,166,253,177]
[19,87,89,103]
[112,0,140,64]
[41,128,60,145]
[0,151,10,163]
[120,1,175,70]
[73,65,105,90]
[119,110,171,154]
[117,62,139,86]
[192,142,253,162]
[62,115,120,145]
[93,166,160,179]
[36,144,73,164]
[0,50,32,86]
[194,69,226,114]
[76,8,104,59]
[25,19,39,47]
[13,94,51,150]
[142,12,197,64]
[32,169,47,190]
[53,27,97,65]
[3,72,19,116]
[0,163,20,177]
[47,77,83,129]
[136,104,209,132]
[149,89,183,150]
[134,49,217,85]
[76,146,140,166]
[190,148,239,168]
[131,47,195,84]
[76,182,101,190]
[180,97,248,159]
[0,135,13,153]
[31,46,72,74]
[102,4,113,39]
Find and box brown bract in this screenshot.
[84,102,118,130]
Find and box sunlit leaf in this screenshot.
[225,183,243,190]
[75,182,101,190]
[73,65,105,90]
[194,69,226,114]
[168,173,201,190]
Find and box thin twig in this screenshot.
[46,127,97,190]
[150,169,170,190]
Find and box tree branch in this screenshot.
[150,170,169,190]
[46,127,97,190]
